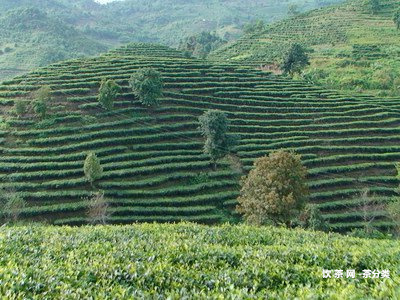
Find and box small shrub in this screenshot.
[188,172,210,185]
[1,190,26,222]
[393,9,400,30]
[298,204,329,231]
[14,100,27,118]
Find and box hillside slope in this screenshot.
[0,7,107,81]
[0,43,399,230]
[209,0,400,96]
[1,223,399,298]
[0,0,345,81]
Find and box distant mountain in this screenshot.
[209,0,400,96]
[0,0,345,81]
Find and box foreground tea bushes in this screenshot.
[0,223,399,298]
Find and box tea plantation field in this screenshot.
[210,0,400,96]
[0,43,399,230]
[0,223,399,298]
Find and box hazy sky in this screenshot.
[95,0,119,4]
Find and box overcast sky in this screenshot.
[95,0,120,4]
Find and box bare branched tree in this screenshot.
[86,191,110,225]
[348,188,385,233]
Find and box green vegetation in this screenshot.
[210,0,400,96]
[243,20,267,35]
[0,189,27,222]
[369,0,381,14]
[0,43,398,229]
[282,43,310,75]
[299,203,330,231]
[14,100,27,118]
[237,150,309,226]
[84,152,103,186]
[394,9,400,29]
[129,68,163,107]
[179,32,227,59]
[0,223,399,298]
[33,85,52,119]
[198,110,236,169]
[98,79,121,110]
[0,0,345,82]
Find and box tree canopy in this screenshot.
[281,43,310,75]
[84,152,103,186]
[129,68,163,107]
[198,110,237,168]
[236,150,309,226]
[98,78,121,110]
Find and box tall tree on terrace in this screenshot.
[369,0,380,14]
[236,150,309,226]
[129,68,163,107]
[98,78,121,110]
[198,109,237,170]
[281,43,310,75]
[394,10,400,30]
[84,152,103,187]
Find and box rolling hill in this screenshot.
[0,0,345,82]
[0,7,107,81]
[0,43,399,230]
[209,0,400,96]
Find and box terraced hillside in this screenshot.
[209,0,400,96]
[0,43,399,230]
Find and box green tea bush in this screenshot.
[0,223,399,298]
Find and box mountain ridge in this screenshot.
[0,0,346,81]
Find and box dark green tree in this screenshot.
[198,110,237,169]
[98,78,121,110]
[394,10,400,30]
[179,31,226,59]
[281,43,310,75]
[288,4,300,16]
[84,152,103,187]
[369,0,380,14]
[33,85,52,119]
[14,100,27,118]
[129,68,163,107]
[243,20,266,34]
